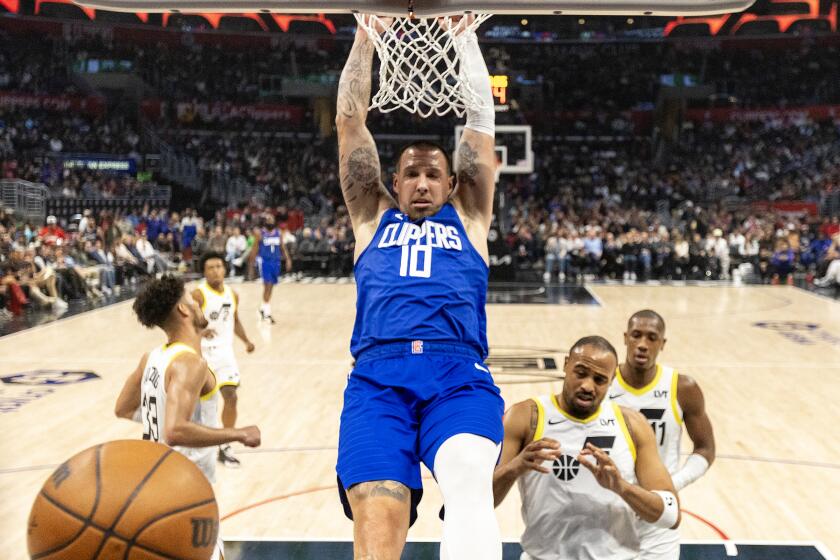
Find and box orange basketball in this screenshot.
[27,439,219,560]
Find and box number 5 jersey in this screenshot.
[518,396,640,560]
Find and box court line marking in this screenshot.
[794,286,840,308]
[0,298,135,341]
[218,484,723,543]
[586,285,796,320]
[680,509,730,541]
[4,450,840,475]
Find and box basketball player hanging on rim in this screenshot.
[252,214,292,324]
[494,336,681,560]
[192,251,257,469]
[611,309,716,559]
[115,276,262,560]
[335,15,504,560]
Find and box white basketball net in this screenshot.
[354,14,492,118]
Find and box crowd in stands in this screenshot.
[3,186,839,317]
[2,22,839,320]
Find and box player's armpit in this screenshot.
[493,399,549,507]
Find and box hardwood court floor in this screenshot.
[1,283,839,558]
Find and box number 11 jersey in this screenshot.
[350,204,489,359]
[610,364,684,473]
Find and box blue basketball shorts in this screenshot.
[257,258,281,285]
[336,341,504,518]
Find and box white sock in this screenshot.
[434,433,502,560]
[260,302,271,315]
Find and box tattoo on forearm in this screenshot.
[337,40,374,120]
[350,481,410,503]
[457,141,479,186]
[528,401,538,441]
[340,147,383,203]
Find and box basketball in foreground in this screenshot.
[28,439,219,560]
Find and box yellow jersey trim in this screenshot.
[198,285,209,312]
[615,363,663,396]
[200,368,219,401]
[161,343,217,400]
[670,370,683,425]
[613,403,637,463]
[204,282,226,297]
[531,397,545,441]
[551,393,601,424]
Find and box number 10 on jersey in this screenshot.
[400,245,431,278]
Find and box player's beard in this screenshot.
[192,306,209,331]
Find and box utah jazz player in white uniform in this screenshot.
[493,336,681,560]
[192,252,256,468]
[611,310,716,560]
[115,276,261,560]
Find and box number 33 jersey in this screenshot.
[140,343,220,482]
[350,204,489,359]
[610,364,684,474]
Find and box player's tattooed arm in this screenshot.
[454,129,496,227]
[336,33,394,225]
[336,36,374,122]
[493,400,561,507]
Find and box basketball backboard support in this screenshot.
[73,0,756,16]
[455,125,533,180]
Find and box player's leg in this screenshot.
[345,480,411,560]
[418,354,505,560]
[435,433,501,560]
[337,361,422,560]
[220,386,237,428]
[212,354,242,468]
[259,263,278,323]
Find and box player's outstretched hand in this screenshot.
[245,341,255,353]
[514,438,562,475]
[238,425,261,447]
[436,14,476,36]
[356,14,394,38]
[578,443,623,492]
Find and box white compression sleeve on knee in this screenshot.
[671,453,710,491]
[456,30,495,138]
[434,433,502,560]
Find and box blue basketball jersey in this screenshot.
[350,204,489,359]
[258,228,282,263]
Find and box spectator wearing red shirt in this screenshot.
[38,216,66,246]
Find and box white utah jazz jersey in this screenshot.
[198,282,236,350]
[610,364,684,473]
[518,395,639,560]
[140,343,219,483]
